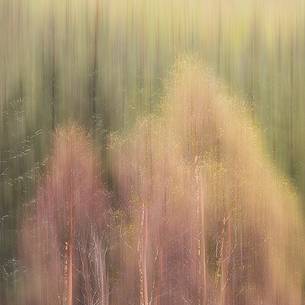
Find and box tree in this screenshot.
[21,126,110,305]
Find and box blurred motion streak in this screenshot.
[1,0,305,304]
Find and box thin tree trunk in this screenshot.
[139,203,149,305]
[67,194,74,305]
[196,169,207,305]
[219,217,232,305]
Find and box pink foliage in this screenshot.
[21,126,109,305]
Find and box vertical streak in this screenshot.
[51,8,56,130]
[217,0,222,74]
[90,0,100,133]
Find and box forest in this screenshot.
[1,0,305,304]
